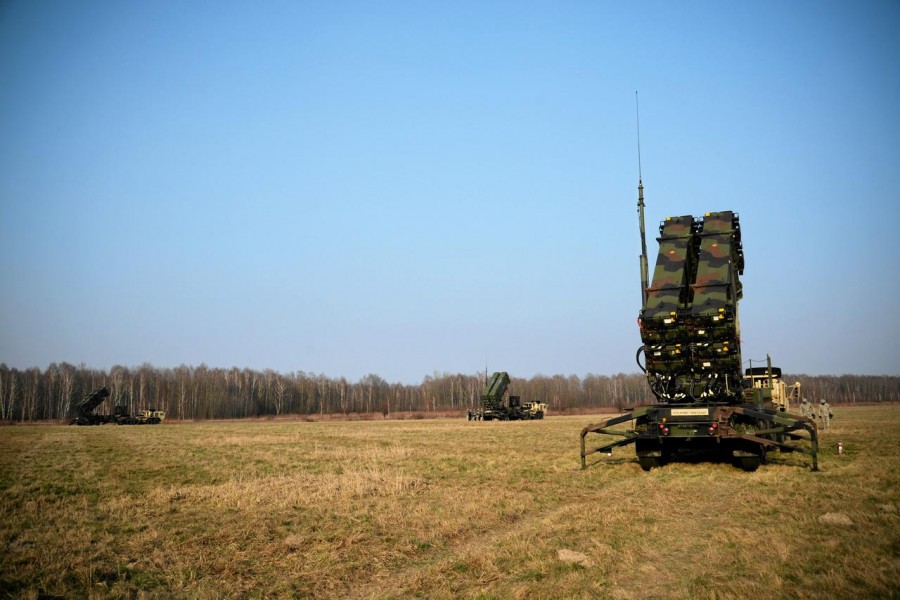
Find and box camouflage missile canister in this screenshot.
[687,212,744,389]
[642,216,695,330]
[639,212,745,403]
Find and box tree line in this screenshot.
[0,362,897,422]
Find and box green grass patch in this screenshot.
[0,406,897,598]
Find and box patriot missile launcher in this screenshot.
[580,179,818,471]
[467,372,546,421]
[69,387,165,426]
[70,387,113,425]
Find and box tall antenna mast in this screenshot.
[636,92,649,305]
[636,91,643,182]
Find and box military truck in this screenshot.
[744,362,801,413]
[115,407,166,425]
[520,400,548,419]
[580,179,818,471]
[467,372,546,421]
[69,387,166,425]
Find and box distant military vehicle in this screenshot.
[467,372,547,421]
[69,387,165,426]
[70,387,113,425]
[115,407,166,425]
[580,178,818,471]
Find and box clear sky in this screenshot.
[1,1,898,383]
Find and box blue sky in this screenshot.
[1,1,898,383]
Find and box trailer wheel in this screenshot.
[736,456,761,472]
[638,457,660,471]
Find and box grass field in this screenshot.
[1,406,898,599]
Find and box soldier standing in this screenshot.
[800,397,813,419]
[818,399,832,431]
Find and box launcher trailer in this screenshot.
[580,180,818,471]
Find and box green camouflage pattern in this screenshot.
[690,211,743,317]
[639,211,745,402]
[642,215,694,323]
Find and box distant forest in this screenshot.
[0,362,898,422]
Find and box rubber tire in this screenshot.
[736,456,761,472]
[638,456,660,471]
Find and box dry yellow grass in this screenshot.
[1,406,898,598]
